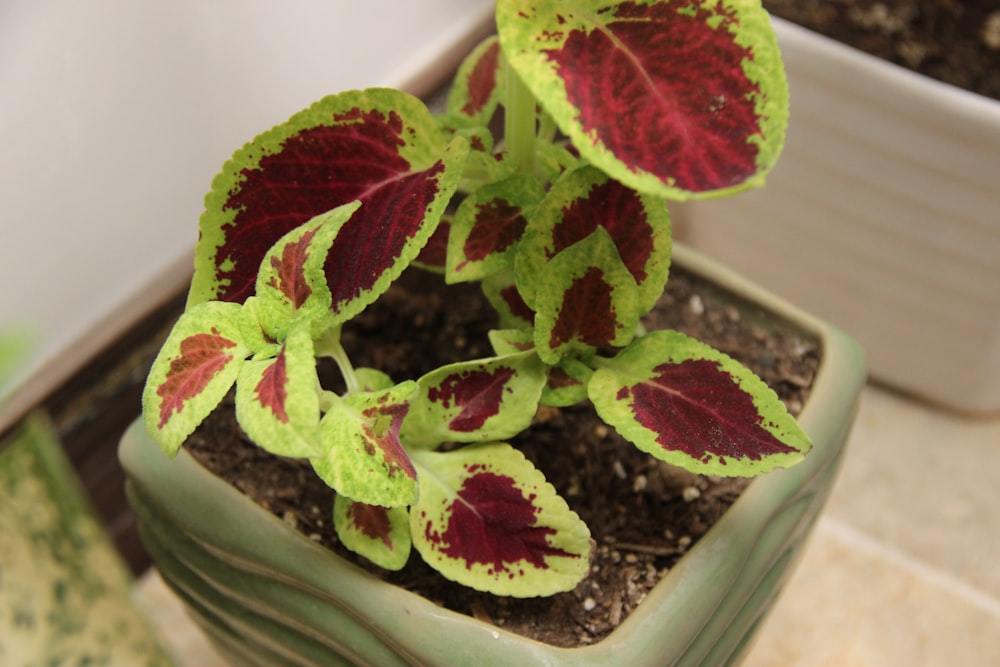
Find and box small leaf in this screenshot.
[401,352,547,449]
[254,202,361,340]
[446,174,545,283]
[516,165,670,314]
[487,329,535,356]
[589,330,811,476]
[142,302,249,456]
[237,297,280,358]
[354,367,396,393]
[540,357,593,408]
[190,89,468,317]
[446,36,503,125]
[234,321,320,459]
[482,271,535,331]
[411,443,591,597]
[532,227,640,364]
[334,496,412,571]
[497,0,789,199]
[312,382,419,507]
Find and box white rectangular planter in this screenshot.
[679,17,1000,414]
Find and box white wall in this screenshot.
[0,0,494,413]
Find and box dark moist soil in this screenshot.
[185,267,819,648]
[765,0,1000,99]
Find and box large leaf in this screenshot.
[532,227,640,364]
[333,496,412,571]
[411,443,591,596]
[497,0,789,199]
[589,329,811,475]
[234,321,321,459]
[142,302,249,456]
[312,382,419,508]
[401,352,547,449]
[516,164,670,313]
[190,89,468,320]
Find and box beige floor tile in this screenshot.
[134,571,230,667]
[745,517,1000,667]
[826,386,1000,598]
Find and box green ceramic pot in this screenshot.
[120,245,866,667]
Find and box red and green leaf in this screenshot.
[487,328,535,356]
[532,227,640,364]
[253,202,361,340]
[496,0,789,199]
[234,321,320,459]
[412,217,451,273]
[446,35,504,126]
[236,297,281,359]
[401,352,547,449]
[312,382,419,508]
[189,89,468,323]
[446,174,545,283]
[516,165,670,314]
[142,302,249,456]
[410,443,591,596]
[589,330,811,476]
[333,496,412,571]
[540,357,593,407]
[482,271,535,331]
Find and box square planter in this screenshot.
[120,244,865,667]
[678,17,1000,414]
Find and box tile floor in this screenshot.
[134,383,1000,666]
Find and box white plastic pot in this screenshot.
[679,17,1000,414]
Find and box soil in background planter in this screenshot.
[764,0,1000,100]
[185,266,819,648]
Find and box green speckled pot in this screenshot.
[120,245,866,667]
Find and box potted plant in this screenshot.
[120,0,865,664]
[679,1,1000,413]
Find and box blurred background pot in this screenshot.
[678,17,1000,414]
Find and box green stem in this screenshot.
[504,57,537,176]
[316,327,360,394]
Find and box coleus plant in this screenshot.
[142,0,807,598]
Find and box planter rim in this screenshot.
[122,243,866,666]
[772,16,1000,124]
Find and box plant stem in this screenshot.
[316,328,360,394]
[504,57,537,176]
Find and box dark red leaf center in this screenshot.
[427,367,516,432]
[543,2,763,192]
[618,358,798,465]
[426,470,575,574]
